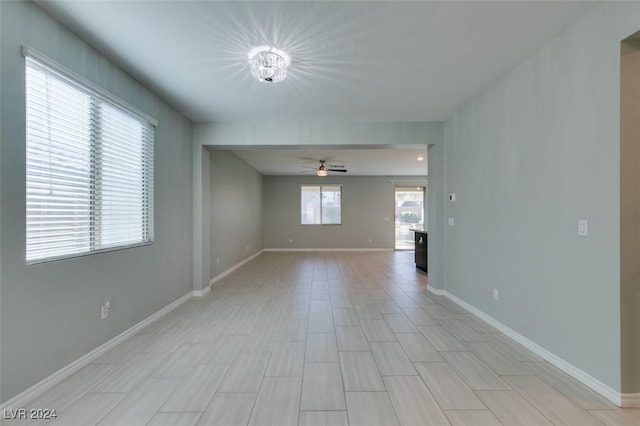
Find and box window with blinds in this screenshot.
[25,53,155,263]
[301,185,342,225]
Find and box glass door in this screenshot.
[395,187,425,250]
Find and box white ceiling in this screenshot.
[36,0,598,176]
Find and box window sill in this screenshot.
[26,241,153,266]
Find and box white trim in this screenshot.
[0,291,193,411]
[263,248,393,252]
[436,289,623,407]
[427,286,446,296]
[26,242,153,266]
[192,286,211,297]
[621,393,640,408]
[210,250,264,286]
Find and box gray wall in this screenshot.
[0,1,193,403]
[427,142,445,290]
[263,175,426,249]
[209,150,263,279]
[441,2,640,393]
[620,36,640,394]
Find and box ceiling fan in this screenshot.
[309,160,347,177]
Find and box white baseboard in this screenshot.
[427,286,446,296]
[263,248,393,252]
[622,393,640,408]
[209,250,264,286]
[432,288,624,407]
[0,291,193,411]
[192,286,210,297]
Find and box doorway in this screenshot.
[620,32,640,399]
[395,187,426,250]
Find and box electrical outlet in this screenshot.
[368,238,372,243]
[448,217,455,226]
[493,289,499,301]
[289,238,293,243]
[216,257,220,265]
[101,301,111,319]
[578,220,588,236]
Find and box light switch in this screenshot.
[448,193,456,202]
[448,217,455,226]
[578,220,588,236]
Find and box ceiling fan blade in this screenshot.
[328,168,347,172]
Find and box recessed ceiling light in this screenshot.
[417,156,425,161]
[248,46,291,83]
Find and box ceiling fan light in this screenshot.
[317,169,328,177]
[248,46,290,83]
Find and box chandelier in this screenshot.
[248,46,290,83]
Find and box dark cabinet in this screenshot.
[414,231,427,273]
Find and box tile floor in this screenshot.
[4,251,639,425]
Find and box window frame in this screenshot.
[24,47,156,265]
[300,184,343,226]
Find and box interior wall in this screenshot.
[209,150,263,279]
[442,2,640,394]
[194,122,442,148]
[0,1,193,403]
[620,36,640,394]
[263,175,426,249]
[427,142,445,290]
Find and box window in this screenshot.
[301,185,342,225]
[25,50,155,263]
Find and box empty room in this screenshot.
[1,1,639,425]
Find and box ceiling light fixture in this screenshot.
[417,156,425,161]
[317,163,328,177]
[248,46,290,83]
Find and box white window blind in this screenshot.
[25,52,154,263]
[301,185,342,225]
